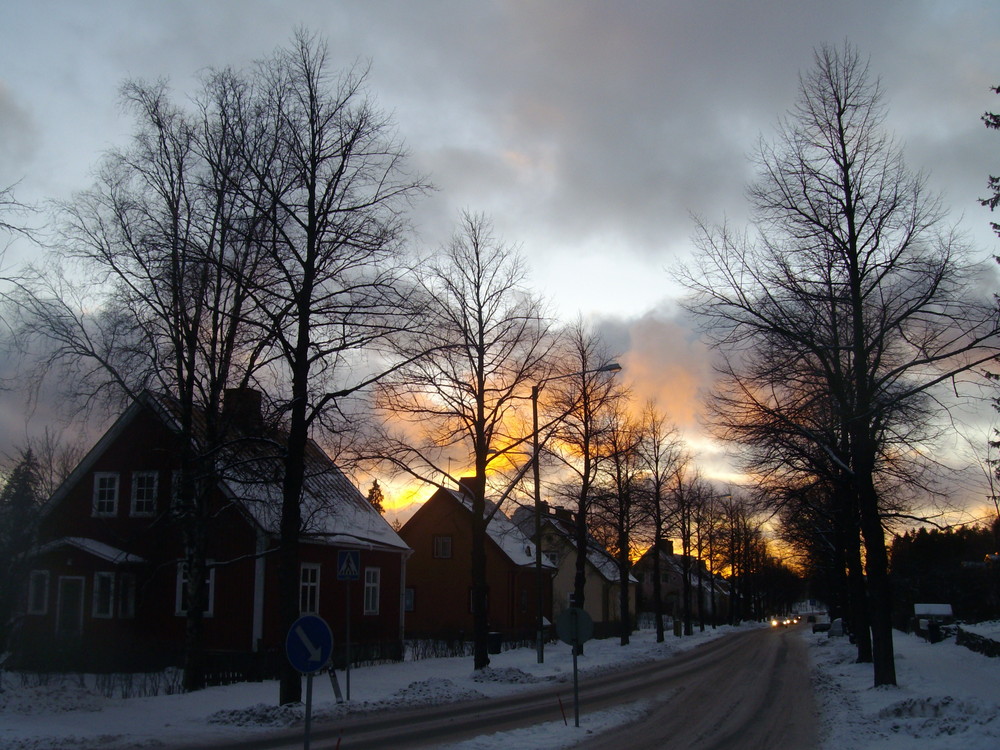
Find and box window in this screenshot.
[432,535,452,559]
[28,570,49,614]
[175,561,215,616]
[300,563,320,614]
[404,587,414,613]
[363,567,380,615]
[93,572,115,618]
[118,573,136,618]
[131,471,158,516]
[92,473,119,516]
[543,551,560,567]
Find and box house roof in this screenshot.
[512,506,637,584]
[150,391,409,553]
[38,537,147,565]
[440,488,556,570]
[45,390,409,554]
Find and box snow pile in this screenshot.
[0,682,106,715]
[960,619,1000,640]
[208,701,303,727]
[809,629,1000,750]
[471,666,547,684]
[383,676,488,705]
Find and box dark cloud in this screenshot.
[0,84,36,185]
[2,0,998,506]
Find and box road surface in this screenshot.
[198,625,817,749]
[577,623,818,749]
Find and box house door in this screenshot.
[57,576,85,636]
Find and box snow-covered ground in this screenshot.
[2,622,998,749]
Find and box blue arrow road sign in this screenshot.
[337,549,360,581]
[286,614,334,674]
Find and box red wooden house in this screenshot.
[398,480,554,641]
[14,390,410,675]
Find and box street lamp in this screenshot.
[531,361,621,663]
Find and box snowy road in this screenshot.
[577,623,817,749]
[193,625,816,749]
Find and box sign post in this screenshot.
[337,549,361,700]
[286,614,334,750]
[556,607,593,727]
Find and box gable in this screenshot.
[402,487,550,569]
[42,390,408,553]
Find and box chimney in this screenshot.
[457,475,485,498]
[223,388,263,434]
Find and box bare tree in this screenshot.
[680,43,1000,686]
[547,322,621,633]
[375,211,554,670]
[592,398,642,645]
[8,75,273,690]
[635,401,684,641]
[224,32,428,704]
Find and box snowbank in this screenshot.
[4,624,1000,749]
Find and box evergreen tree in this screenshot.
[0,450,45,651]
[366,479,386,515]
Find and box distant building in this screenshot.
[632,540,730,624]
[398,479,554,640]
[512,501,636,639]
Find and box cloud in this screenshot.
[0,82,37,185]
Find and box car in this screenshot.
[812,622,831,633]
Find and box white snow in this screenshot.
[2,622,998,749]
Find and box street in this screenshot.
[191,625,817,750]
[577,624,818,749]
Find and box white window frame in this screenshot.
[363,567,380,615]
[28,570,49,615]
[118,572,136,618]
[175,560,215,617]
[432,535,452,559]
[130,471,158,516]
[92,571,115,618]
[300,563,320,614]
[92,472,119,517]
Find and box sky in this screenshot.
[3,621,1000,748]
[2,1,999,522]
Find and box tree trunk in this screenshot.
[278,357,310,705]
[471,483,490,670]
[652,539,664,642]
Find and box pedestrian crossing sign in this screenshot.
[337,549,360,581]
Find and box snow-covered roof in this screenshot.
[446,489,555,569]
[914,603,953,616]
[513,506,637,584]
[133,391,409,553]
[219,439,408,552]
[38,537,146,565]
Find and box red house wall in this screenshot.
[21,399,407,672]
[399,490,546,638]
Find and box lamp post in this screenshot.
[531,361,621,663]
